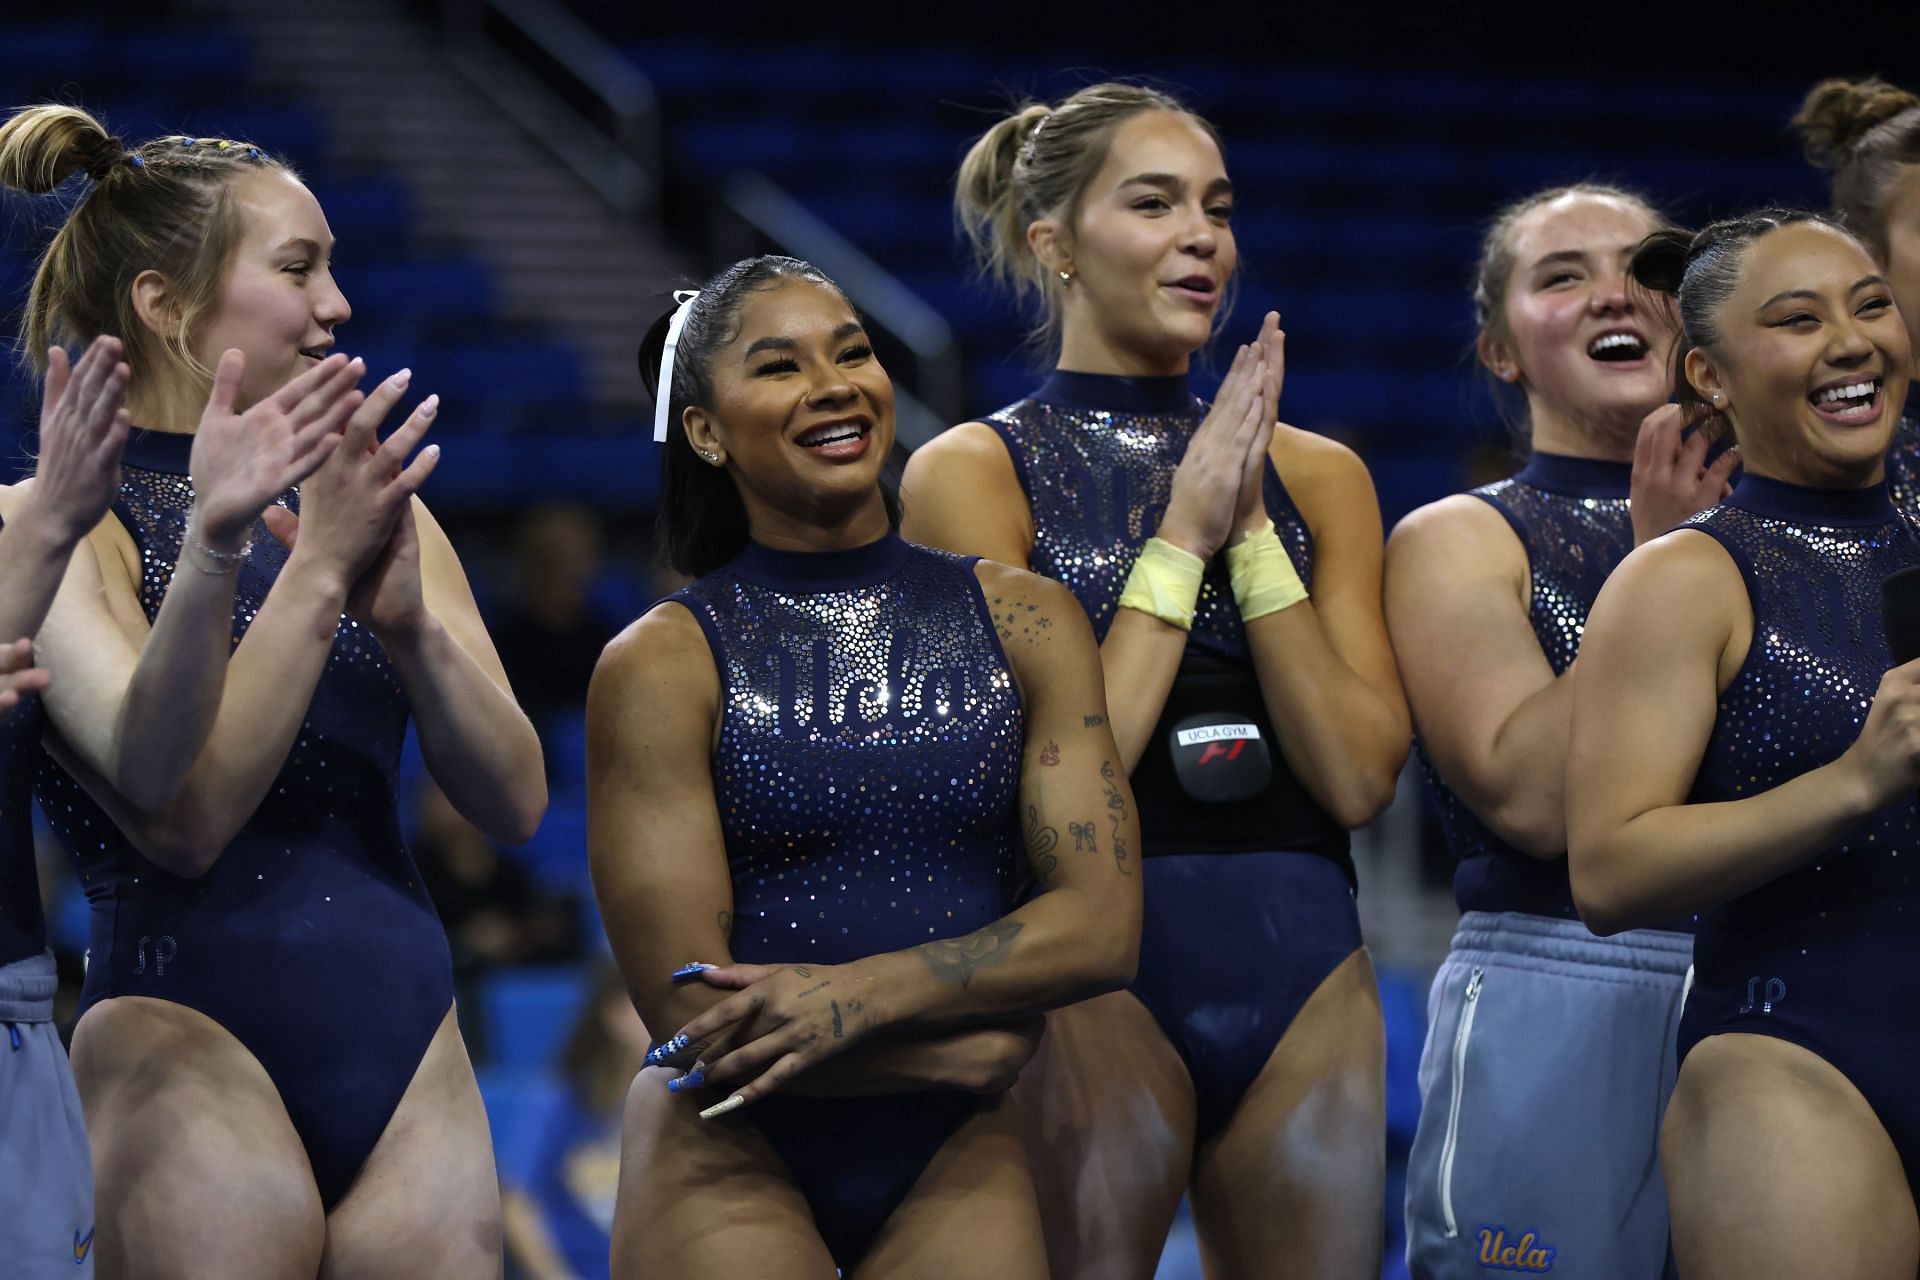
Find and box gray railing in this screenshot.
[434,3,961,448]
[438,0,661,215]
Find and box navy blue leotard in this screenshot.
[669,532,1025,1268]
[1680,473,1920,1192]
[35,429,453,1208]
[986,369,1360,1140]
[1419,452,1635,918]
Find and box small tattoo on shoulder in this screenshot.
[1083,713,1106,728]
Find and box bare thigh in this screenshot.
[1013,990,1196,1280]
[855,1094,1046,1280]
[71,996,326,1280]
[1189,947,1385,1280]
[1662,1033,1918,1280]
[611,1068,837,1280]
[319,1006,503,1280]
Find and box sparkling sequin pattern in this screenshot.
[986,395,1314,657]
[33,430,450,1022]
[1684,489,1920,968]
[0,688,46,967]
[674,539,1024,964]
[1887,414,1920,520]
[1416,461,1635,918]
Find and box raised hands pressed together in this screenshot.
[258,362,443,633]
[1156,316,1279,560]
[187,348,360,555]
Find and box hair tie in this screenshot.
[651,289,701,444]
[83,135,130,182]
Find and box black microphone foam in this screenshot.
[1883,566,1920,666]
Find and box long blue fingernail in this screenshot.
[666,1069,706,1094]
[645,1032,688,1066]
[670,963,716,984]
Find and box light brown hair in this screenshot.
[954,82,1228,348]
[0,104,290,389]
[1793,77,1920,259]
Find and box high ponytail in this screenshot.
[954,103,1052,298]
[1791,77,1920,258]
[953,82,1227,351]
[0,104,123,195]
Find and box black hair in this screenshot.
[1628,208,1849,415]
[638,254,900,577]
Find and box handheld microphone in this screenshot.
[1883,566,1920,667]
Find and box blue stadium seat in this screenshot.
[474,1065,565,1180]
[477,966,593,1069]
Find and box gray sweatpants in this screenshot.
[1404,912,1691,1280]
[0,951,95,1278]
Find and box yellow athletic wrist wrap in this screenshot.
[1118,537,1205,631]
[1225,520,1307,620]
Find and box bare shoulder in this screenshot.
[906,420,1015,474]
[1271,423,1371,489]
[901,421,1025,510]
[589,600,717,724]
[1389,492,1524,566]
[1605,525,1744,604]
[596,600,709,684]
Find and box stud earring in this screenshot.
[1059,269,1073,284]
[702,450,719,463]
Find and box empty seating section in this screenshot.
[0,22,611,493]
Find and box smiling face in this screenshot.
[1040,110,1235,373]
[683,278,895,534]
[1486,191,1672,447]
[190,169,349,411]
[1686,221,1912,485]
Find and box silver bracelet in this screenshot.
[183,534,252,575]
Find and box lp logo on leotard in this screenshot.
[1740,976,1787,1015]
[1476,1225,1555,1272]
[135,934,178,976]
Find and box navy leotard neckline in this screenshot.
[727,532,913,593]
[119,428,194,476]
[1513,451,1632,500]
[1034,369,1196,416]
[1726,473,1894,526]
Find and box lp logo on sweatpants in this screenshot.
[1476,1225,1555,1272]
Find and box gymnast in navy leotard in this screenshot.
[1389,185,1729,1280]
[907,85,1410,1279]
[1569,213,1920,1275]
[593,255,1140,1278]
[4,109,546,1278]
